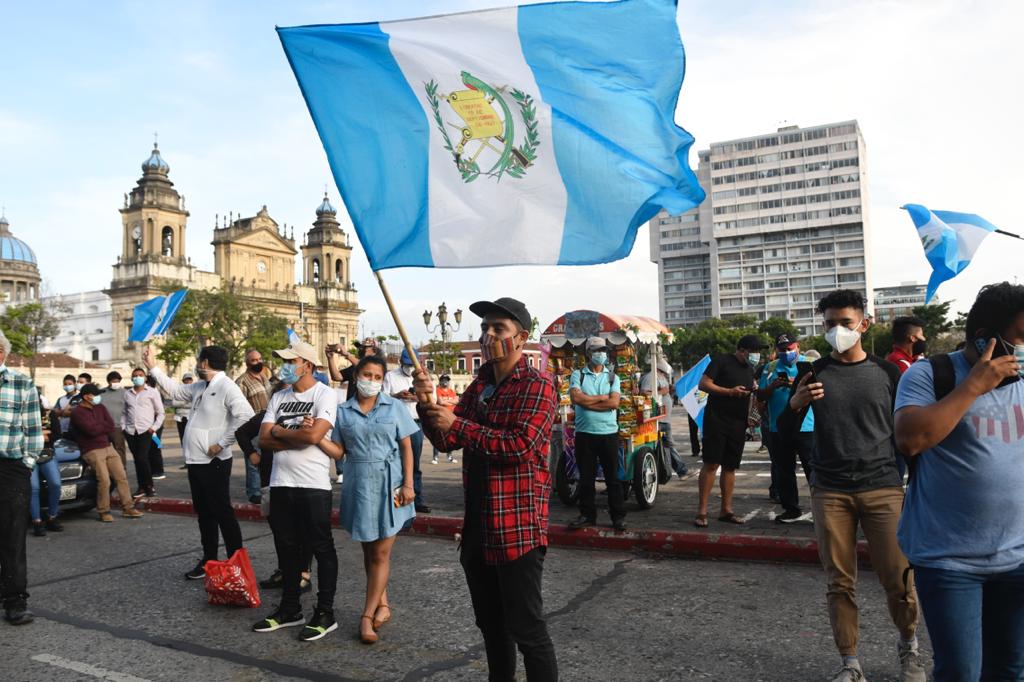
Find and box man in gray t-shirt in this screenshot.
[785,290,924,682]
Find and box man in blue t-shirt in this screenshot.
[757,333,815,523]
[895,282,1024,681]
[567,337,625,532]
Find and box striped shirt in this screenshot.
[0,367,44,468]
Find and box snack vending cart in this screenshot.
[541,310,674,509]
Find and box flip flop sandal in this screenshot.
[718,513,745,525]
[693,514,708,528]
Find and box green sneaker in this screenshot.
[298,608,337,642]
[252,607,303,633]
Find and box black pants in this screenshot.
[0,458,30,610]
[125,430,154,491]
[175,418,188,443]
[461,545,558,682]
[688,414,701,457]
[575,432,625,522]
[270,486,337,613]
[768,431,814,514]
[187,458,243,562]
[150,425,165,476]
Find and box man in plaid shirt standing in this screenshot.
[0,329,44,626]
[416,297,558,682]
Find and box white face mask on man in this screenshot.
[825,324,862,353]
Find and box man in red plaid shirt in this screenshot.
[416,296,558,682]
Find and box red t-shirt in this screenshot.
[886,347,915,375]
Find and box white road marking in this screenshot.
[31,654,152,682]
[740,508,761,523]
[755,473,772,477]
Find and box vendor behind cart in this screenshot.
[567,337,626,532]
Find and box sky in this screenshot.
[1,0,1022,345]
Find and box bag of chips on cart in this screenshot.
[204,548,261,608]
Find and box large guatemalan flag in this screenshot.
[278,0,704,270]
[902,204,998,303]
[128,290,188,343]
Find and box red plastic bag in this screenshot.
[204,548,261,608]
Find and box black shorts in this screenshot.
[701,414,747,471]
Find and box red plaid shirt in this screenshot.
[420,356,556,565]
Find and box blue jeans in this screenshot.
[410,426,424,505]
[30,457,62,521]
[915,563,1024,681]
[244,457,261,500]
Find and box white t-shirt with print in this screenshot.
[263,382,338,491]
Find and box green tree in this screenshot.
[910,301,954,341]
[666,318,760,370]
[157,287,288,372]
[0,299,72,380]
[424,338,460,374]
[758,316,799,343]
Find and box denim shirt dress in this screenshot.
[333,392,419,541]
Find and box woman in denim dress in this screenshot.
[318,355,416,644]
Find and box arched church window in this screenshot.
[161,227,174,256]
[335,259,342,283]
[312,258,320,283]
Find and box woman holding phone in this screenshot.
[317,354,416,644]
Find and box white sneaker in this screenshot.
[447,456,458,464]
[430,458,438,464]
[898,642,926,682]
[830,664,866,682]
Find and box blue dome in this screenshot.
[142,142,170,174]
[0,235,37,264]
[316,192,337,216]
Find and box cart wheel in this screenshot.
[633,447,658,509]
[555,450,580,506]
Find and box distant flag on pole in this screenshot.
[128,290,188,343]
[675,354,711,429]
[902,204,998,303]
[287,328,302,345]
[277,0,704,270]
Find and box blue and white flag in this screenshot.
[287,328,302,345]
[128,290,188,343]
[675,354,711,429]
[903,204,997,303]
[278,0,704,270]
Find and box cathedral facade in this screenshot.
[105,143,361,366]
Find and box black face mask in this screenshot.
[911,339,927,356]
[248,362,264,373]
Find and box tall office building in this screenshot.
[651,120,872,336]
[873,282,928,323]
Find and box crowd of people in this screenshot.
[0,283,1020,681]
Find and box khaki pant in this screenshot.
[84,446,135,514]
[109,429,127,469]
[811,486,918,656]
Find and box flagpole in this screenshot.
[994,228,1024,241]
[373,270,434,404]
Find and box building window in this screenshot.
[472,357,481,374]
[426,359,435,371]
[312,258,320,283]
[161,226,174,257]
[458,357,466,372]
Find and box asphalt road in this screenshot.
[1,512,932,681]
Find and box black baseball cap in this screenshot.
[737,334,769,351]
[469,297,532,332]
[775,333,798,348]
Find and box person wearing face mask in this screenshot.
[317,354,416,644]
[252,340,339,642]
[237,349,272,505]
[382,349,434,513]
[70,384,143,523]
[432,375,459,464]
[693,334,766,528]
[414,297,559,682]
[121,368,164,499]
[641,358,686,478]
[144,345,255,581]
[756,334,814,523]
[887,316,927,375]
[566,337,626,532]
[52,374,80,440]
[101,371,128,469]
[893,282,1024,681]
[783,289,924,682]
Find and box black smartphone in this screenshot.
[796,361,817,384]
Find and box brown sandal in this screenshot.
[359,615,378,644]
[693,514,708,528]
[372,603,391,630]
[718,512,745,525]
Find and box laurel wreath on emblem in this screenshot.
[425,73,539,183]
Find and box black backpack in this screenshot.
[904,354,957,483]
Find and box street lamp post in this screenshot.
[423,302,462,374]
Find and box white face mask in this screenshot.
[825,324,862,353]
[747,353,761,366]
[401,365,414,377]
[356,379,382,397]
[109,382,121,390]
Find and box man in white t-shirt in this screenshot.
[641,358,687,477]
[252,340,339,642]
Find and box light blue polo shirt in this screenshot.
[570,365,621,435]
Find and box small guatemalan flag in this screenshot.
[278,0,704,270]
[129,290,188,343]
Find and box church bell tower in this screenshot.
[119,141,188,264]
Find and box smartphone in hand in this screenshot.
[796,361,818,385]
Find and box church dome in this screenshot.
[0,216,37,264]
[141,142,170,174]
[316,192,337,216]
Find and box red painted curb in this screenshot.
[130,496,872,565]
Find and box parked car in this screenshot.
[37,438,98,515]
